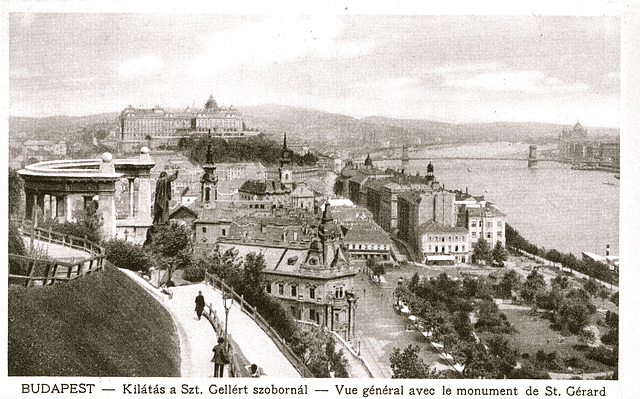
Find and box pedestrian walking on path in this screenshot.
[195,291,205,320]
[211,337,229,377]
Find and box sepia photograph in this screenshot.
[5,3,636,396]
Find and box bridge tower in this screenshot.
[528,145,539,168]
[401,145,410,172]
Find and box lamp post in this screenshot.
[222,289,233,347]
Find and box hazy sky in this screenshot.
[9,13,620,127]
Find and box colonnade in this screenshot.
[19,148,155,240]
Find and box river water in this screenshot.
[375,147,619,257]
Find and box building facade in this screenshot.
[119,95,259,151]
[214,206,358,340]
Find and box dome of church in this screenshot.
[364,154,373,167]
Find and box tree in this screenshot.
[553,289,596,334]
[370,260,385,279]
[521,269,546,303]
[491,241,508,265]
[472,237,492,264]
[497,269,521,299]
[146,222,192,258]
[390,345,437,379]
[9,168,23,217]
[583,279,600,297]
[243,252,267,302]
[104,239,152,272]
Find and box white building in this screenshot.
[419,221,470,265]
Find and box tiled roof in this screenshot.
[467,204,506,217]
[419,220,468,234]
[239,179,290,194]
[343,226,391,244]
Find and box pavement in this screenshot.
[353,269,456,378]
[23,237,91,262]
[120,272,301,378]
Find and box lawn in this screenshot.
[8,263,181,376]
[501,308,614,373]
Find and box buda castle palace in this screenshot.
[119,95,260,151]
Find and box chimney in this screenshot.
[606,244,610,256]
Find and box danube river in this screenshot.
[377,150,619,257]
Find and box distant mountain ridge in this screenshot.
[9,105,619,147]
[240,104,619,146]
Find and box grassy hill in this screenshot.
[8,263,180,376]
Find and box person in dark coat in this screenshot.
[153,170,179,225]
[195,291,205,320]
[212,337,229,377]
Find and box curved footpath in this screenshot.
[121,270,300,378]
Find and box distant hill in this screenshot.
[9,113,120,142]
[240,104,619,148]
[9,105,619,150]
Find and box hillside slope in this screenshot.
[8,264,180,376]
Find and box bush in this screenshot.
[254,295,298,340]
[41,220,102,245]
[182,267,205,282]
[8,221,26,256]
[586,346,617,366]
[104,239,152,272]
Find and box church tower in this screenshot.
[279,133,293,190]
[426,161,435,185]
[201,130,218,204]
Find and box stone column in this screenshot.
[56,195,65,221]
[128,178,136,217]
[98,192,116,239]
[51,196,57,220]
[138,176,151,219]
[137,147,153,221]
[43,194,51,219]
[36,194,45,222]
[24,190,35,220]
[66,195,73,221]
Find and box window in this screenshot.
[497,231,502,237]
[291,285,297,297]
[335,286,344,298]
[202,227,207,233]
[455,245,459,252]
[472,232,476,237]
[471,221,476,227]
[309,309,317,322]
[497,221,503,227]
[309,287,315,299]
[222,229,226,236]
[278,284,284,295]
[487,232,492,238]
[266,284,271,294]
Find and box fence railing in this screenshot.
[204,272,314,378]
[202,305,250,378]
[9,220,105,287]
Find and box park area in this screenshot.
[381,249,618,378]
